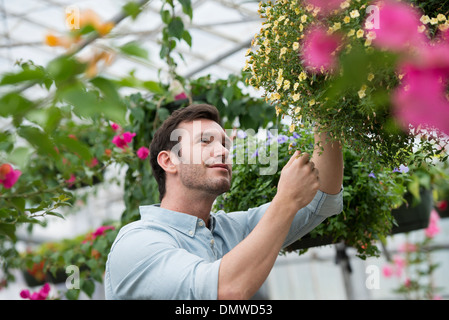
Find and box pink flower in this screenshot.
[0,163,22,189]
[20,283,51,300]
[398,242,417,253]
[175,92,188,100]
[392,63,449,135]
[110,122,121,131]
[87,157,99,168]
[136,146,150,160]
[92,225,115,239]
[393,255,406,277]
[65,174,76,186]
[425,209,441,238]
[371,1,425,52]
[302,25,342,73]
[382,265,394,278]
[305,0,346,15]
[112,131,136,149]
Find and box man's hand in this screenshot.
[275,151,320,213]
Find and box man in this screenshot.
[105,103,343,299]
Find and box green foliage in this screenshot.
[215,126,409,259]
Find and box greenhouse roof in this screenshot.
[0,0,261,84]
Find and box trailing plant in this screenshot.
[245,0,448,169]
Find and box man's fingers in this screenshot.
[297,152,311,165]
[285,150,300,168]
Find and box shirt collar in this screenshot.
[139,204,216,237]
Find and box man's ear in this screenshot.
[157,150,178,174]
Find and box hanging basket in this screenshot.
[391,188,433,234]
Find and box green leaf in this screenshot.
[123,1,142,20]
[7,146,32,169]
[142,80,163,93]
[168,17,184,39]
[46,56,86,83]
[81,279,95,298]
[0,92,34,118]
[182,30,192,47]
[178,0,193,20]
[119,41,149,60]
[65,289,80,300]
[0,68,45,86]
[17,126,59,159]
[161,9,171,24]
[0,223,16,241]
[46,211,65,219]
[59,85,126,124]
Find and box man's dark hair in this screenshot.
[150,103,222,201]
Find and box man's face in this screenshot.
[171,119,232,197]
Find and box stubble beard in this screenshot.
[179,164,231,197]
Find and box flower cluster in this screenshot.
[110,122,149,160]
[246,0,448,167]
[20,283,51,300]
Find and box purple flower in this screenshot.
[277,135,289,144]
[292,132,301,139]
[368,172,376,178]
[237,130,247,139]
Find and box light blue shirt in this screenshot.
[105,188,343,300]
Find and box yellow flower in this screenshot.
[437,14,446,22]
[294,107,301,114]
[295,8,301,15]
[271,92,281,101]
[289,123,296,133]
[350,10,360,18]
[332,22,341,30]
[340,1,350,9]
[293,82,299,91]
[430,17,438,25]
[276,77,283,90]
[292,93,300,101]
[347,29,355,37]
[299,71,307,81]
[301,14,308,23]
[420,15,430,24]
[309,99,315,106]
[245,48,251,56]
[279,47,287,57]
[343,16,351,24]
[358,84,367,98]
[283,80,291,90]
[292,42,299,50]
[275,105,281,115]
[356,29,364,38]
[367,73,374,81]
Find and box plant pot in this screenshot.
[391,189,433,234]
[285,234,338,252]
